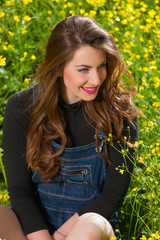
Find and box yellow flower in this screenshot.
[154,82,160,88]
[119,169,124,175]
[155,231,160,238]
[23,0,32,4]
[9,31,14,36]
[143,67,149,72]
[100,10,106,16]
[156,18,160,23]
[21,29,27,34]
[144,53,148,58]
[153,95,157,99]
[132,187,137,192]
[20,57,24,62]
[31,55,36,60]
[82,12,88,17]
[0,55,6,66]
[24,52,27,57]
[140,235,147,240]
[24,78,29,83]
[80,9,85,14]
[86,0,105,6]
[23,15,31,21]
[108,11,113,18]
[138,157,144,163]
[148,121,154,128]
[121,19,127,25]
[136,55,141,59]
[151,231,160,238]
[115,27,119,31]
[148,9,156,18]
[154,200,158,205]
[146,167,151,172]
[140,25,145,30]
[134,141,138,147]
[3,45,7,50]
[89,10,96,18]
[13,15,19,21]
[6,0,11,5]
[20,52,28,61]
[67,2,73,7]
[0,11,5,18]
[110,237,117,240]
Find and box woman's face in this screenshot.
[60,46,107,104]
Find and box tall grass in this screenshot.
[0,0,159,239]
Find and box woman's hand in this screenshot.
[52,213,79,240]
[52,232,65,240]
[27,229,52,240]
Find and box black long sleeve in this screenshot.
[3,87,138,235]
[3,88,48,234]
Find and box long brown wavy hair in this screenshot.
[27,15,137,180]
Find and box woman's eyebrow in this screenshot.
[75,59,106,68]
[75,64,92,68]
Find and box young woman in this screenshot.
[1,15,139,240]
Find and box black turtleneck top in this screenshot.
[3,87,139,235]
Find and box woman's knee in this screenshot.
[77,213,115,239]
[0,205,27,240]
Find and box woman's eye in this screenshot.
[98,63,106,69]
[78,68,88,73]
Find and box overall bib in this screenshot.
[32,85,120,238]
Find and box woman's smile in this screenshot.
[81,86,98,94]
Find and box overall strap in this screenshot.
[94,131,107,153]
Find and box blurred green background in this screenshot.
[0,0,160,239]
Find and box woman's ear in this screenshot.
[59,70,63,77]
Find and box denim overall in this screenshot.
[32,85,120,238]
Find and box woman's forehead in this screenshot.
[68,46,106,66]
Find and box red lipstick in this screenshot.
[81,87,98,94]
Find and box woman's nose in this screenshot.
[89,71,101,86]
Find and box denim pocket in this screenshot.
[36,164,97,201]
[59,165,93,185]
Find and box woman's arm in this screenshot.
[78,116,139,219]
[3,89,48,235]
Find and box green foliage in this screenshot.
[0,0,160,239]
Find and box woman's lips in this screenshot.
[81,87,98,94]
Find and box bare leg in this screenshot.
[66,212,115,240]
[0,205,27,240]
